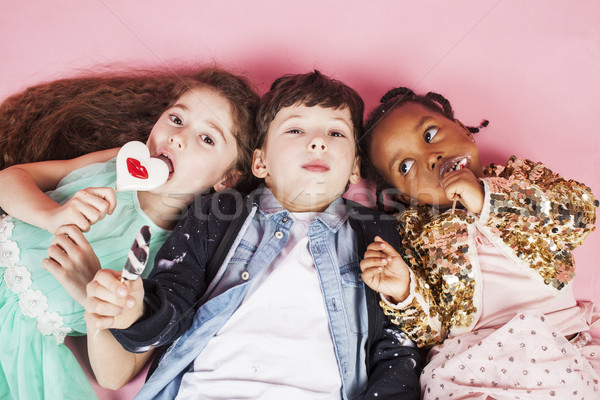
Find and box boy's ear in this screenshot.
[252,149,268,178]
[213,170,242,192]
[349,157,361,185]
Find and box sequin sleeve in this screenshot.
[480,156,597,289]
[379,209,472,348]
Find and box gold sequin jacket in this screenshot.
[381,156,597,348]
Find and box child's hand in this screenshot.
[44,187,117,234]
[85,269,145,331]
[43,225,101,306]
[441,168,484,214]
[360,236,411,303]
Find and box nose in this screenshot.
[169,132,185,149]
[429,153,443,170]
[307,134,327,152]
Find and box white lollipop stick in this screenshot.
[116,141,169,192]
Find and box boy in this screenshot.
[85,71,421,399]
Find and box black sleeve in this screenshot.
[362,288,422,399]
[347,201,422,399]
[111,193,231,352]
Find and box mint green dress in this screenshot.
[0,159,170,400]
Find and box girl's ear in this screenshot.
[213,170,242,192]
[251,149,268,178]
[349,157,361,185]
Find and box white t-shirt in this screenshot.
[175,212,342,399]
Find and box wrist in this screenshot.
[389,289,409,304]
[38,204,60,233]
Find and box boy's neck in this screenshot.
[266,187,342,213]
[137,191,191,230]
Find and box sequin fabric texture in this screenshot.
[381,156,597,348]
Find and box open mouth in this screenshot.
[157,153,174,177]
[439,156,469,180]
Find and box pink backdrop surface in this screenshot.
[2,1,599,398]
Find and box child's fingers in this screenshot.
[361,252,388,266]
[86,187,117,215]
[42,257,66,278]
[46,243,71,269]
[86,294,127,316]
[368,238,401,258]
[360,259,385,274]
[85,311,118,331]
[55,225,91,250]
[91,269,128,297]
[366,240,389,252]
[74,197,104,225]
[62,207,92,232]
[363,249,388,260]
[87,279,132,311]
[50,232,75,252]
[48,230,88,267]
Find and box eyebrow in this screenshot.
[416,116,435,131]
[387,151,402,175]
[170,103,229,144]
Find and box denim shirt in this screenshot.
[134,189,368,400]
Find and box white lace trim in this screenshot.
[0,215,72,344]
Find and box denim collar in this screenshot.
[251,185,349,233]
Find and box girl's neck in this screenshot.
[137,191,191,230]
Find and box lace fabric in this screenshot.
[0,215,71,344]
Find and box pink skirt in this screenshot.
[421,309,600,399]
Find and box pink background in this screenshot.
[2,1,599,398]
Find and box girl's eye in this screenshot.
[329,131,345,137]
[400,159,415,175]
[169,114,183,126]
[287,129,303,134]
[200,134,214,145]
[424,127,438,143]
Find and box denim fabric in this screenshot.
[135,190,368,400]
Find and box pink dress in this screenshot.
[421,230,600,399]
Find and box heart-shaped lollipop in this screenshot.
[116,141,169,191]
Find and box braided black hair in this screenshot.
[359,87,488,212]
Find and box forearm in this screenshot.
[87,324,153,390]
[0,166,58,229]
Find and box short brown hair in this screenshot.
[256,70,364,152]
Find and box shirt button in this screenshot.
[241,271,250,281]
[358,274,363,282]
[275,231,284,239]
[282,217,289,223]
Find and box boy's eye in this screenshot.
[200,134,214,145]
[169,114,183,126]
[400,159,415,175]
[287,129,303,134]
[329,131,345,137]
[424,127,438,143]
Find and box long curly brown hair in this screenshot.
[0,65,260,193]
